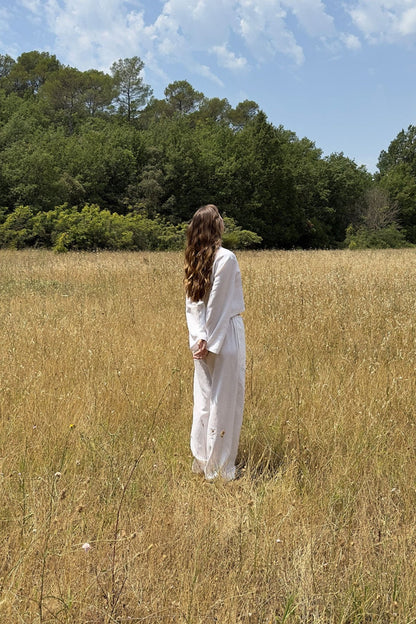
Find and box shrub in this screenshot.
[345,224,411,249]
[222,216,262,249]
[0,204,188,251]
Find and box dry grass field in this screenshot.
[1,248,416,623]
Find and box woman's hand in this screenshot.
[193,339,208,359]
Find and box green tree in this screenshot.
[7,51,61,96]
[138,97,173,127]
[132,166,165,216]
[224,112,300,247]
[82,69,115,116]
[196,97,231,123]
[164,80,204,115]
[41,67,115,131]
[228,100,259,130]
[276,133,332,248]
[379,163,416,241]
[0,132,61,210]
[377,125,416,242]
[0,88,23,126]
[40,66,87,133]
[60,122,139,211]
[110,57,152,121]
[321,152,372,244]
[0,54,15,86]
[378,125,416,175]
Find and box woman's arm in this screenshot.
[185,299,207,352]
[205,252,238,354]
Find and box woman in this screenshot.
[184,204,246,481]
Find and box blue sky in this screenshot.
[1,0,416,173]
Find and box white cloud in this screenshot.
[18,0,43,14]
[284,0,335,37]
[30,0,229,82]
[12,0,311,75]
[237,0,304,65]
[212,44,248,71]
[155,0,234,50]
[341,32,362,50]
[149,1,230,84]
[13,0,413,90]
[34,0,154,71]
[398,6,416,35]
[347,1,416,43]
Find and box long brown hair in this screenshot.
[184,204,224,302]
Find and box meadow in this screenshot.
[1,248,416,623]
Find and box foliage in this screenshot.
[0,204,261,252]
[110,57,152,121]
[345,223,411,249]
[40,67,115,132]
[2,50,61,96]
[378,124,416,175]
[377,125,416,243]
[0,204,188,251]
[342,185,409,249]
[3,48,412,250]
[164,80,204,115]
[0,205,36,248]
[222,216,262,249]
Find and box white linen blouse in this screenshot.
[186,247,245,354]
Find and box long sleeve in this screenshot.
[206,251,244,354]
[186,299,207,351]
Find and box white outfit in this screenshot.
[186,247,246,481]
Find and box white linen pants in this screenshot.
[191,315,245,481]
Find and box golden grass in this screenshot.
[1,248,416,623]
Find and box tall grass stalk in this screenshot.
[1,248,416,622]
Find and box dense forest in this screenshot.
[0,50,415,250]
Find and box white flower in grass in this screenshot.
[82,542,91,552]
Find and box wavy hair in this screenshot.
[184,204,224,302]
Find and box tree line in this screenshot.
[0,50,414,250]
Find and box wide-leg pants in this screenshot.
[190,315,245,481]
